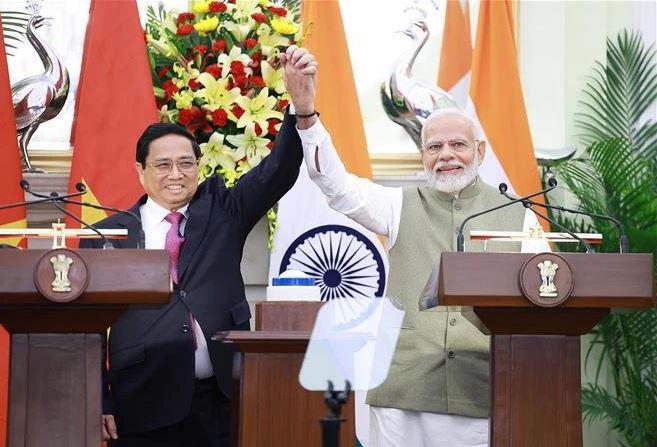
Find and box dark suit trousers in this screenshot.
[110,378,230,447]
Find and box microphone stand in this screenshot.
[456,179,557,252]
[21,181,114,249]
[510,198,627,254]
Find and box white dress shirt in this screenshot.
[295,119,547,446]
[140,198,215,379]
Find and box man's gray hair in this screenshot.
[420,108,481,143]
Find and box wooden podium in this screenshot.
[438,252,654,447]
[216,301,356,447]
[0,249,170,447]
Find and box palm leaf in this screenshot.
[563,28,657,447]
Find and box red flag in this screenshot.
[0,16,27,447]
[67,0,157,230]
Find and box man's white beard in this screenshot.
[425,152,480,195]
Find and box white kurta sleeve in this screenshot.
[296,120,403,247]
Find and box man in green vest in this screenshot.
[290,60,541,446]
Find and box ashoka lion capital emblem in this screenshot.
[537,260,559,297]
[50,253,73,292]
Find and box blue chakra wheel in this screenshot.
[279,225,386,301]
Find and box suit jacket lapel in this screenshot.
[114,197,146,249]
[178,191,212,282]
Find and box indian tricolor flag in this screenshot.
[0,15,26,447]
[268,1,387,445]
[67,0,157,231]
[438,0,542,198]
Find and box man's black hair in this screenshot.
[136,122,202,166]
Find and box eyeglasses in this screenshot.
[144,158,199,175]
[422,139,479,155]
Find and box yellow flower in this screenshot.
[191,0,210,14]
[261,60,285,94]
[271,18,298,35]
[159,105,177,123]
[226,124,272,168]
[200,132,236,178]
[194,73,241,112]
[256,24,290,56]
[194,16,219,33]
[173,90,195,109]
[258,0,270,6]
[234,88,284,130]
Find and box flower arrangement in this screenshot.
[145,0,302,245]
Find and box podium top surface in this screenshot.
[438,252,654,309]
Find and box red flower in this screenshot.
[212,39,226,53]
[194,44,208,55]
[177,12,195,25]
[158,66,171,77]
[266,140,274,150]
[188,78,201,90]
[249,75,265,88]
[178,108,194,125]
[179,106,212,133]
[245,38,258,49]
[251,12,267,23]
[212,109,228,127]
[230,60,245,75]
[162,79,179,99]
[268,6,287,17]
[234,73,248,88]
[177,24,194,36]
[267,119,280,136]
[277,99,289,110]
[254,123,263,135]
[231,105,245,119]
[209,1,227,12]
[227,0,235,3]
[205,64,223,79]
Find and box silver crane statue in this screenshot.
[381,9,455,149]
[11,14,70,172]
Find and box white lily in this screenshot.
[194,73,241,112]
[261,60,285,94]
[217,46,253,78]
[226,124,271,167]
[200,132,237,174]
[234,87,284,130]
[256,24,290,56]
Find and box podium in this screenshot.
[0,249,170,446]
[215,301,356,447]
[438,252,654,447]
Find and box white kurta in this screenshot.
[296,119,548,447]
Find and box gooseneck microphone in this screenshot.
[59,182,145,249]
[499,186,628,253]
[456,180,558,252]
[21,181,114,250]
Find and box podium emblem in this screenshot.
[537,260,559,297]
[34,249,89,303]
[519,253,573,307]
[50,254,73,292]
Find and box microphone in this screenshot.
[59,183,145,249]
[501,191,628,254]
[22,180,145,249]
[516,199,595,253]
[456,180,558,252]
[0,182,88,211]
[22,181,114,249]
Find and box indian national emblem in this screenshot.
[50,254,73,293]
[537,260,559,297]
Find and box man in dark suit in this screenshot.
[81,46,318,447]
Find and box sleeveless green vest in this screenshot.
[367,178,525,417]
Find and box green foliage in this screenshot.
[554,30,657,446]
